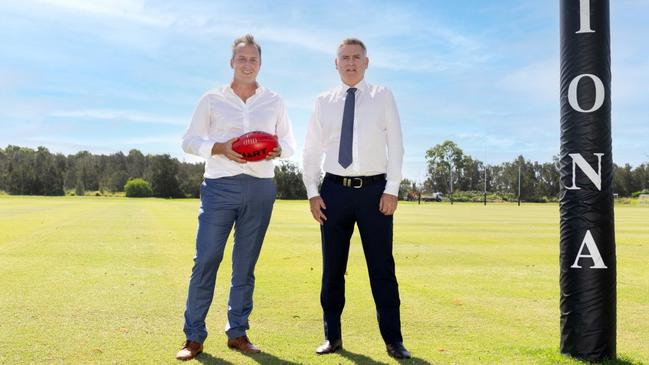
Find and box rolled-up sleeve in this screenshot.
[383,90,404,197]
[302,100,324,199]
[181,94,217,159]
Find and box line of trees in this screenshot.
[0,145,306,199]
[406,140,649,202]
[1,143,646,201]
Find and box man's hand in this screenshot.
[265,135,281,160]
[309,196,327,224]
[265,146,282,160]
[211,138,246,163]
[379,193,398,215]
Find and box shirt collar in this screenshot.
[225,83,265,100]
[339,79,367,95]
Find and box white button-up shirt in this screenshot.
[302,80,404,199]
[182,84,296,179]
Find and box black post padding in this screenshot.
[559,0,616,361]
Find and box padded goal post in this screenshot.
[559,0,616,361]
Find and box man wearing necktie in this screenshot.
[302,38,409,359]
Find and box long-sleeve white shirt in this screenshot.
[182,84,296,179]
[302,80,404,199]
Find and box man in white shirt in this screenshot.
[176,34,295,361]
[302,38,410,359]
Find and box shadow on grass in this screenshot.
[404,357,433,365]
[195,352,235,365]
[338,349,390,365]
[241,351,302,365]
[338,349,431,364]
[535,349,644,365]
[584,356,644,365]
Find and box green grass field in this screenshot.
[0,196,647,364]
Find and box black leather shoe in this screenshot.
[315,339,343,354]
[386,342,411,359]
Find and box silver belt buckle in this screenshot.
[352,177,363,188]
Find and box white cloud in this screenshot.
[31,0,175,27]
[498,57,559,105]
[50,109,187,126]
[118,135,181,145]
[21,137,117,155]
[19,0,490,74]
[454,132,518,149]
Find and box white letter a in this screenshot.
[571,230,608,269]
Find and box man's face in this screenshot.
[335,44,368,86]
[230,44,261,85]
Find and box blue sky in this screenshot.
[1,0,647,181]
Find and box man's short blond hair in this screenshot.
[232,34,262,60]
[338,38,367,55]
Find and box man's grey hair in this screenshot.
[338,38,367,55]
[232,34,262,60]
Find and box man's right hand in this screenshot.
[309,196,327,225]
[211,138,246,163]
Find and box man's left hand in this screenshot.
[379,193,398,215]
[265,136,281,160]
[265,146,281,160]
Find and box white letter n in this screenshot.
[566,153,603,191]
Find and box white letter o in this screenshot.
[568,74,605,113]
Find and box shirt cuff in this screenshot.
[306,184,320,199]
[384,180,399,197]
[199,141,215,159]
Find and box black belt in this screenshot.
[324,173,386,189]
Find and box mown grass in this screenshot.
[0,196,647,364]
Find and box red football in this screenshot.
[231,131,279,161]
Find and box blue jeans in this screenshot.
[183,174,276,343]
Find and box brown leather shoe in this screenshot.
[176,340,203,361]
[227,335,261,353]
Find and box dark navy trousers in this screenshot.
[319,176,403,344]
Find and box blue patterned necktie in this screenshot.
[338,87,357,168]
